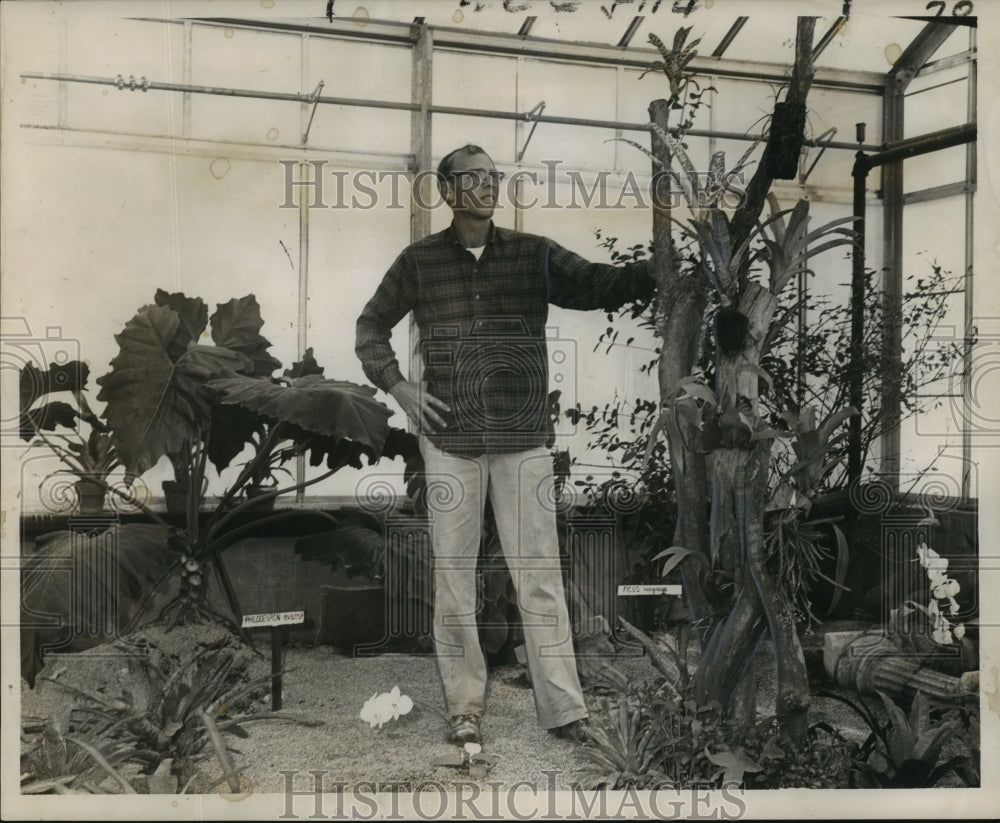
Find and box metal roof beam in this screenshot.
[145,16,886,93]
[812,16,847,61]
[711,17,748,59]
[617,16,644,49]
[889,20,959,90]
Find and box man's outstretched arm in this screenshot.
[544,238,655,312]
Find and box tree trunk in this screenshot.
[647,19,818,743]
[649,98,714,637]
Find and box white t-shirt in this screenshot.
[468,245,486,260]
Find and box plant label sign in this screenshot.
[241,611,305,711]
[241,610,305,628]
[617,584,683,596]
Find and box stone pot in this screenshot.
[74,478,106,514]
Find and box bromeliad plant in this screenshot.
[817,689,974,788]
[28,630,322,793]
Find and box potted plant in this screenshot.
[19,359,121,513]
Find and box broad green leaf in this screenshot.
[20,401,78,440]
[912,721,961,765]
[611,137,666,170]
[704,745,762,786]
[751,428,792,441]
[824,522,851,617]
[673,378,717,407]
[909,691,931,740]
[710,209,733,288]
[740,363,774,392]
[154,289,208,359]
[206,402,265,473]
[651,546,709,577]
[818,406,859,442]
[20,361,90,411]
[284,347,326,379]
[877,691,915,764]
[210,296,282,378]
[664,412,686,474]
[96,304,252,475]
[21,524,177,687]
[207,374,391,456]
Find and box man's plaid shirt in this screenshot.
[356,222,654,457]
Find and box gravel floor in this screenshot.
[19,621,877,797]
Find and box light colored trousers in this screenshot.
[420,437,588,729]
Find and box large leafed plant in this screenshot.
[22,289,405,686]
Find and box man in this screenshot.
[356,144,654,746]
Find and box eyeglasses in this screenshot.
[450,169,505,187]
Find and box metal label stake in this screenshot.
[241,610,305,711]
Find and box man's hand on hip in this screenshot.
[389,380,451,432]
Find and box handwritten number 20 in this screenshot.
[926,0,974,15]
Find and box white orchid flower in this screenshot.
[389,686,414,719]
[360,687,414,729]
[925,554,949,575]
[932,625,954,645]
[916,543,938,566]
[360,691,383,728]
[926,567,948,587]
[932,577,960,600]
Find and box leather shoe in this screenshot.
[447,714,482,745]
[548,718,591,743]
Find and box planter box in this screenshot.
[317,584,388,652]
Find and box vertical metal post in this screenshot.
[271,627,284,710]
[57,18,67,128]
[848,145,869,483]
[962,28,977,501]
[295,32,311,502]
[182,21,192,138]
[614,66,623,172]
[408,24,433,384]
[878,75,905,488]
[514,55,525,233]
[410,24,433,242]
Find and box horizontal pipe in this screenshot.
[19,71,886,151]
[903,180,975,206]
[917,48,977,76]
[861,122,976,169]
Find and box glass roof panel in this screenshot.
[316,1,972,79]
